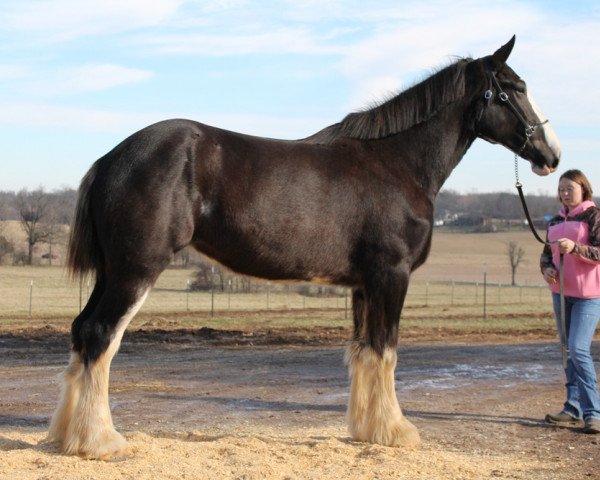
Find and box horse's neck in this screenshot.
[384,100,476,199]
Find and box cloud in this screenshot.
[335,4,537,108]
[62,64,154,94]
[0,64,31,80]
[10,64,154,97]
[0,0,182,40]
[0,101,329,139]
[0,102,153,133]
[137,26,345,56]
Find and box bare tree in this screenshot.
[15,188,52,265]
[0,218,13,264]
[507,240,525,286]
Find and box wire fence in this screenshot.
[2,270,551,320]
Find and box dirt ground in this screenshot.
[1,321,599,480]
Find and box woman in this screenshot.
[541,169,600,434]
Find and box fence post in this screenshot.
[266,283,270,310]
[228,279,232,310]
[29,280,33,317]
[483,263,487,321]
[210,274,215,317]
[186,279,190,311]
[519,286,522,303]
[451,280,455,305]
[345,288,349,319]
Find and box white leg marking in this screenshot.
[47,352,83,446]
[345,342,420,447]
[51,288,149,459]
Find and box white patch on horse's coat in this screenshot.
[527,91,561,160]
[200,201,213,217]
[48,288,149,459]
[345,342,420,447]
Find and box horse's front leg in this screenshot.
[346,270,420,448]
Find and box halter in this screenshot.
[482,69,549,163]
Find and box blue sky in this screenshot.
[1,0,599,194]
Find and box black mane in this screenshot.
[305,58,471,144]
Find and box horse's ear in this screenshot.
[490,35,516,69]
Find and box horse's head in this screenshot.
[475,36,560,176]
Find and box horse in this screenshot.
[47,36,560,459]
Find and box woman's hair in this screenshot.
[558,169,594,201]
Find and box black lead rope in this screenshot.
[515,161,568,369]
[515,182,547,245]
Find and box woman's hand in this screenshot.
[556,238,576,254]
[543,267,558,284]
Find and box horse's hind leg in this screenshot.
[346,269,420,448]
[47,282,105,447]
[50,278,150,459]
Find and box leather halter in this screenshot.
[480,68,549,156]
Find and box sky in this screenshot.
[0,0,599,195]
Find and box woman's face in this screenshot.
[559,178,584,211]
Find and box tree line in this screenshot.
[435,189,564,225]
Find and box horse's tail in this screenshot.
[66,161,102,281]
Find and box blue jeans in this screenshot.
[552,293,600,421]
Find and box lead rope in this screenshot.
[514,156,568,369]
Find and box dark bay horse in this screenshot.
[48,36,560,459]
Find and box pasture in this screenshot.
[1,230,598,479]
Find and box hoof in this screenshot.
[63,428,129,460]
[384,416,421,448]
[351,415,421,449]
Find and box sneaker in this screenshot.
[545,411,580,425]
[583,418,600,434]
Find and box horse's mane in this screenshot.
[304,57,472,144]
